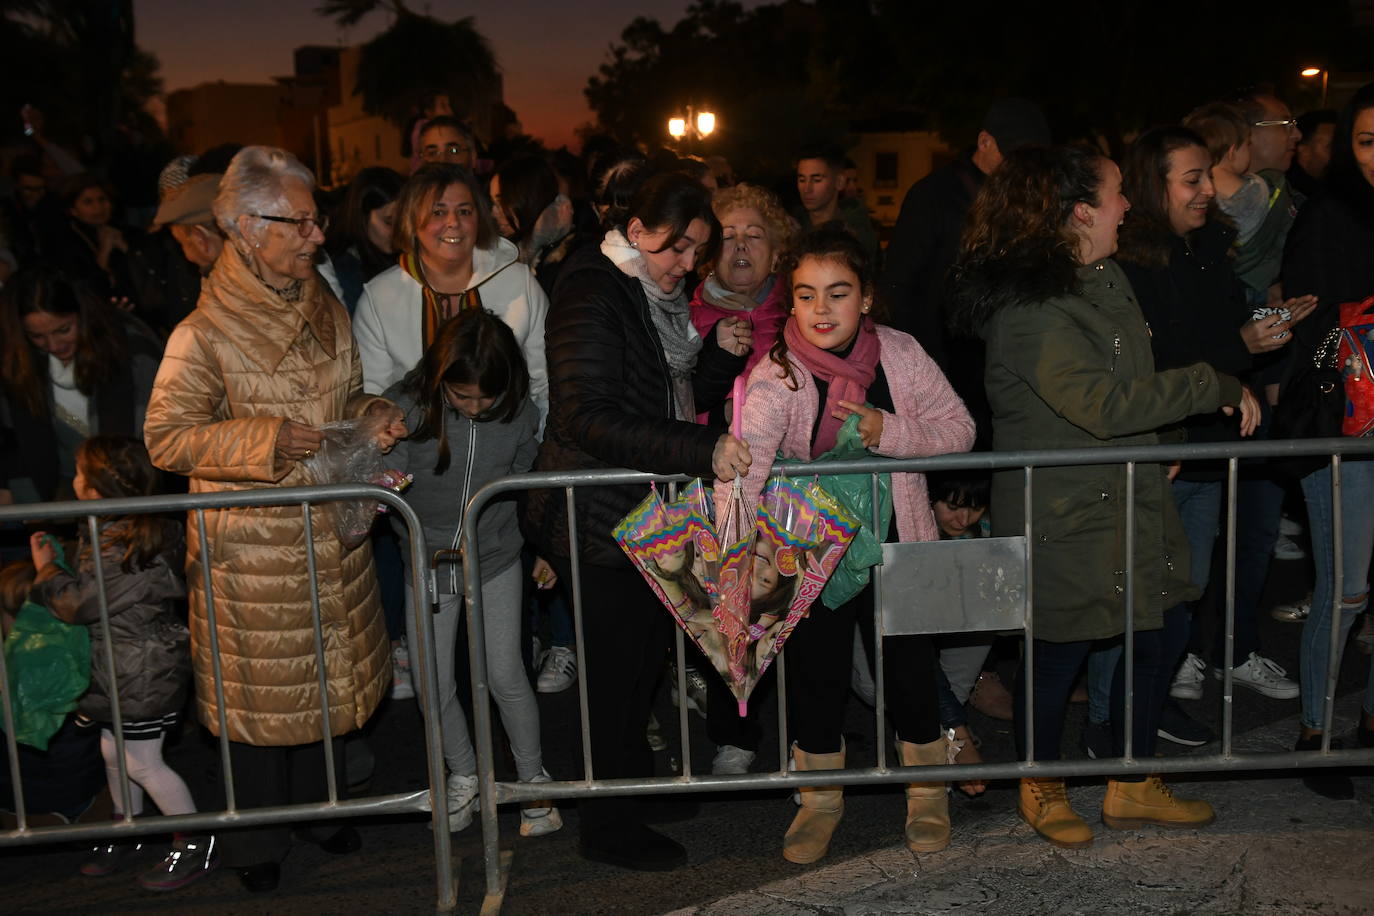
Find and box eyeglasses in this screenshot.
[252,212,329,238]
[1253,118,1298,129]
[421,143,471,161]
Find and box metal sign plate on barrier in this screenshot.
[879,536,1027,635]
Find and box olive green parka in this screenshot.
[974,259,1243,642]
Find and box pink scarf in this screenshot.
[782,315,880,458]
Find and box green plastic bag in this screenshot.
[3,537,91,750]
[804,412,893,609]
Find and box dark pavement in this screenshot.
[3,529,1373,915]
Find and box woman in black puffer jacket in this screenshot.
[524,171,752,871]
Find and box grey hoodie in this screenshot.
[383,383,539,594]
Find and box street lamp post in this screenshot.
[667,105,716,151]
[1300,67,1329,108]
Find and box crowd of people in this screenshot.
[1,78,1373,894]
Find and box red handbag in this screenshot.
[1337,295,1374,438]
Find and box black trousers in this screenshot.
[218,736,346,867]
[783,580,940,754]
[1014,604,1189,762]
[549,554,673,838]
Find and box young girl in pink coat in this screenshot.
[720,226,974,864]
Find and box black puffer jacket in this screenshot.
[34,519,189,722]
[524,245,745,567]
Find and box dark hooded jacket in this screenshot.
[523,244,744,567]
[949,254,1243,641]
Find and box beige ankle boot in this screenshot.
[896,736,951,852]
[783,743,845,864]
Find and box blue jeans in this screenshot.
[1299,460,1374,729]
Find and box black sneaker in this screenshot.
[1295,735,1355,800]
[1156,699,1214,747]
[1081,720,1113,760]
[579,823,687,871]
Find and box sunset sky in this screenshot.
[133,0,717,150]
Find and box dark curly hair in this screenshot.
[946,144,1105,337]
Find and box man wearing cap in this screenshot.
[134,171,225,330]
[880,98,1050,449]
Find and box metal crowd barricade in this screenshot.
[0,483,458,913]
[461,436,1374,912]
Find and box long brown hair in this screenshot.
[0,264,124,416]
[76,436,172,572]
[399,307,530,473]
[1117,127,1210,270]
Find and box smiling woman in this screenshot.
[522,169,751,872]
[353,163,549,421]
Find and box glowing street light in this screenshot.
[667,106,717,146]
[1301,66,1329,108]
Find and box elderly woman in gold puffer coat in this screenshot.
[144,145,403,892]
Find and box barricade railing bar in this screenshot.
[0,483,457,913]
[461,436,1374,910]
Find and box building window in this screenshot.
[874,151,898,189]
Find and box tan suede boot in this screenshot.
[1102,776,1214,829]
[1018,777,1093,849]
[783,743,845,864]
[895,737,950,852]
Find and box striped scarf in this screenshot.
[399,251,483,350]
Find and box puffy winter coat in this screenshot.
[144,248,389,746]
[34,519,190,722]
[523,245,745,567]
[968,258,1244,642]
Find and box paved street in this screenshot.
[3,549,1373,914]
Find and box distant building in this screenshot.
[165,82,281,157]
[848,114,952,230]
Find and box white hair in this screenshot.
[213,145,316,255]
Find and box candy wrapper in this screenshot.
[301,415,413,548]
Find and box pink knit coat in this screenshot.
[718,324,974,544]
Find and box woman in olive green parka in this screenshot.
[948,145,1258,849]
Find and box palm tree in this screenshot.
[317,1,500,129]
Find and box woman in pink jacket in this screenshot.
[721,226,974,864]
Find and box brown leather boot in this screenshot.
[1102,776,1214,829]
[896,737,950,852]
[1018,777,1093,848]
[783,743,845,864]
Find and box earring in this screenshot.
[630,240,639,249]
[254,241,261,249]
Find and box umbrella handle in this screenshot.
[731,376,745,434]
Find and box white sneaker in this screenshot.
[1279,514,1303,537]
[446,772,478,833]
[711,745,756,775]
[390,640,414,700]
[1215,652,1300,699]
[1272,534,1306,561]
[1271,595,1312,622]
[646,712,667,752]
[1169,652,1207,700]
[536,646,577,694]
[518,770,563,837]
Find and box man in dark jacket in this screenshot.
[879,99,1049,448]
